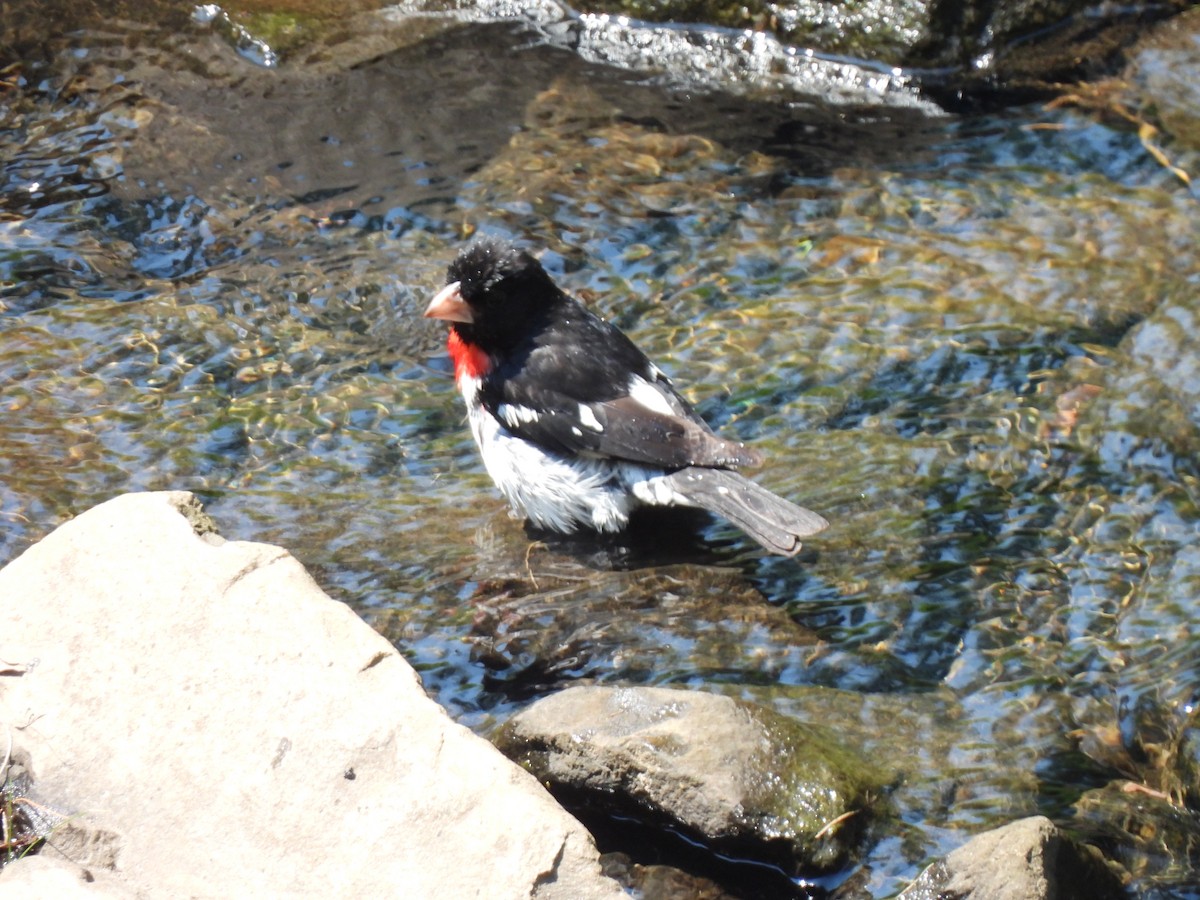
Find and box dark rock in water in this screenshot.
[913,0,1192,105]
[600,852,740,899]
[495,684,890,880]
[1072,781,1200,891]
[897,816,1124,900]
[463,557,822,701]
[476,0,1192,104]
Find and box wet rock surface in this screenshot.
[385,0,1195,103]
[496,685,888,880]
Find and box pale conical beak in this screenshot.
[423,281,474,324]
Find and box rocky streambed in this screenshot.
[0,493,1128,898]
[3,1,1200,897]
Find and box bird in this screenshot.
[423,237,829,555]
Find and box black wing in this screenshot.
[480,302,760,469]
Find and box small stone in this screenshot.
[897,816,1124,900]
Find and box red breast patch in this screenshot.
[447,330,491,383]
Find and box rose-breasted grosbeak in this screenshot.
[424,238,828,555]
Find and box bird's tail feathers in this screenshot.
[665,468,828,556]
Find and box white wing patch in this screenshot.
[577,404,604,432]
[498,403,540,427]
[626,375,677,417]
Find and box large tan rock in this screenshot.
[0,491,621,899]
[0,855,133,898]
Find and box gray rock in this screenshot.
[0,491,623,899]
[897,815,1124,900]
[495,684,887,873]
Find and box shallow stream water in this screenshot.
[2,3,1199,897]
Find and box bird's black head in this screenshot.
[440,238,563,353]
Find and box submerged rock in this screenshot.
[495,684,889,875]
[1121,7,1200,152]
[0,491,623,899]
[459,556,823,699]
[599,852,739,899]
[1072,781,1200,891]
